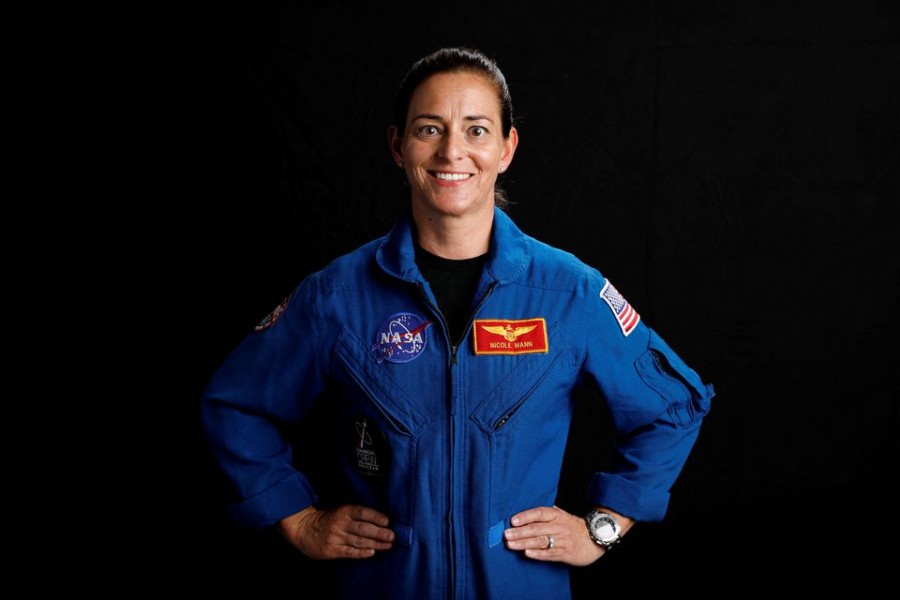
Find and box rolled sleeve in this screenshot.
[229,473,318,528]
[587,472,671,522]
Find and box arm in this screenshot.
[201,285,325,527]
[587,327,714,522]
[505,273,713,565]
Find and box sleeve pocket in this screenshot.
[634,330,714,427]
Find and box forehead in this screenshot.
[408,71,500,120]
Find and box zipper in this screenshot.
[452,282,496,365]
[337,352,411,435]
[492,350,562,430]
[417,283,452,364]
[494,410,516,430]
[416,279,497,600]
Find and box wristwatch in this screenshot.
[584,510,621,550]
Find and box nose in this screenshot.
[437,129,465,161]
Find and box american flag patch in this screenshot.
[599,280,640,336]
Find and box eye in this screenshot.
[415,125,441,137]
[469,125,487,138]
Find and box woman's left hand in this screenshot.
[503,505,632,566]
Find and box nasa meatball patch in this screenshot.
[371,312,432,364]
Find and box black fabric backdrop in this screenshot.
[68,0,898,590]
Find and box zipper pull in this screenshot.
[450,345,458,366]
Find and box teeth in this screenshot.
[435,172,470,181]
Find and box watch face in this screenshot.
[589,513,620,543]
[594,520,616,541]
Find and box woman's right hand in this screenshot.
[277,504,396,559]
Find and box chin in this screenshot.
[422,196,492,219]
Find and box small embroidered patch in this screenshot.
[371,312,432,364]
[254,295,291,332]
[473,318,549,355]
[351,415,391,478]
[599,280,640,336]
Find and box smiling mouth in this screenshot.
[431,171,473,181]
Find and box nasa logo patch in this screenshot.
[371,312,432,364]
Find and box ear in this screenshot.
[501,126,519,168]
[387,125,404,167]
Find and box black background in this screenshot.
[67,0,897,590]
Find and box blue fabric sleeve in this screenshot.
[581,272,714,521]
[201,274,327,527]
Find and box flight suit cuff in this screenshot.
[228,474,317,528]
[588,472,670,522]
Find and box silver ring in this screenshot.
[546,534,555,549]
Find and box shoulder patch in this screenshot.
[254,294,292,332]
[599,280,640,336]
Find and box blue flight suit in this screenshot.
[202,206,714,599]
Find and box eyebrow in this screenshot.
[410,113,495,124]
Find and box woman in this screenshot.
[202,46,714,599]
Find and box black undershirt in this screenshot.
[414,245,488,343]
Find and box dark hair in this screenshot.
[393,47,515,209]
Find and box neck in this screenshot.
[412,204,494,259]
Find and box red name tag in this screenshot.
[472,318,549,355]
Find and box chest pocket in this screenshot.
[469,323,566,434]
[334,326,433,438]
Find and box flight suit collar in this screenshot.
[376,206,531,285]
